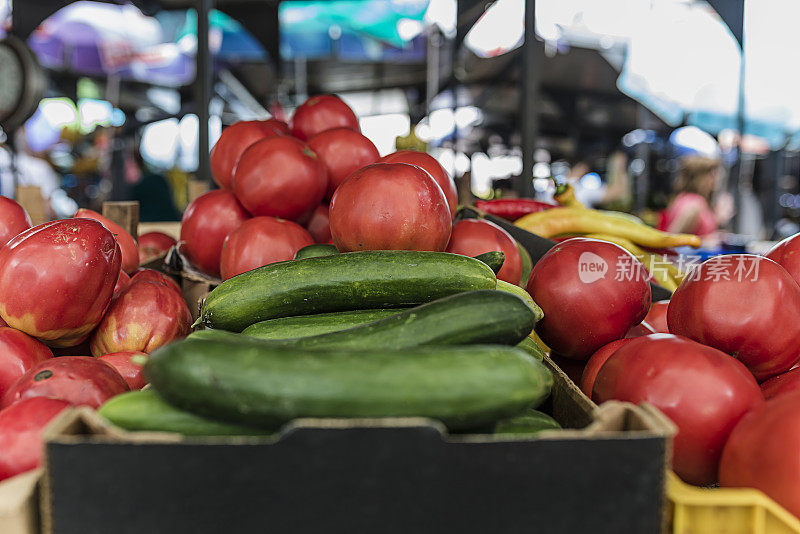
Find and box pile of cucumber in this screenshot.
[99,250,559,437]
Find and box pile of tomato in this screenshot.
[529,234,800,517]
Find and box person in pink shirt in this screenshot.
[659,156,733,247]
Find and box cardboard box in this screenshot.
[0,470,41,534]
[41,357,675,534]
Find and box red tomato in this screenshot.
[0,196,31,247]
[290,94,359,141]
[720,391,800,517]
[0,316,6,327]
[130,269,182,296]
[625,320,656,338]
[595,334,764,485]
[263,118,290,135]
[445,219,522,284]
[379,151,458,217]
[760,368,800,400]
[330,163,452,252]
[644,300,669,333]
[305,204,331,244]
[668,255,800,381]
[112,270,130,299]
[210,120,282,189]
[0,327,53,398]
[220,216,314,280]
[90,281,191,356]
[0,219,121,347]
[0,397,70,482]
[527,238,651,360]
[233,136,327,221]
[308,127,380,199]
[138,232,176,264]
[580,338,633,397]
[74,208,139,275]
[764,233,800,287]
[180,190,250,278]
[98,351,148,390]
[2,357,129,409]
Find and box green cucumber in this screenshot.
[474,251,505,274]
[494,409,562,436]
[516,336,545,361]
[496,280,543,321]
[198,251,497,331]
[294,244,339,260]
[242,309,401,339]
[97,390,271,436]
[517,239,533,287]
[239,290,536,348]
[146,338,553,430]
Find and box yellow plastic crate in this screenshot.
[668,471,800,533]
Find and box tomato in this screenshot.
[305,204,332,244]
[308,127,380,199]
[290,94,360,141]
[130,269,182,296]
[209,120,283,189]
[527,238,651,360]
[644,300,669,333]
[220,216,314,280]
[113,270,130,299]
[180,190,250,278]
[74,208,139,275]
[379,151,458,217]
[720,391,800,517]
[233,136,327,221]
[90,281,191,356]
[98,351,148,390]
[445,219,522,284]
[263,118,290,135]
[0,397,70,482]
[0,327,53,399]
[0,219,121,347]
[759,368,800,400]
[138,232,176,264]
[668,254,800,381]
[2,356,129,409]
[0,196,31,247]
[764,232,800,287]
[0,316,6,327]
[579,338,633,397]
[329,163,452,252]
[595,334,764,485]
[625,320,656,338]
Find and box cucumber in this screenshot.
[242,309,401,340]
[515,336,545,361]
[517,239,533,287]
[97,390,271,436]
[474,251,505,274]
[294,244,339,260]
[239,290,536,348]
[494,409,562,436]
[198,251,497,331]
[496,280,543,321]
[146,338,553,430]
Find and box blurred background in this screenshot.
[1,0,797,250]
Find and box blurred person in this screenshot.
[564,151,630,208]
[659,156,734,247]
[129,149,182,222]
